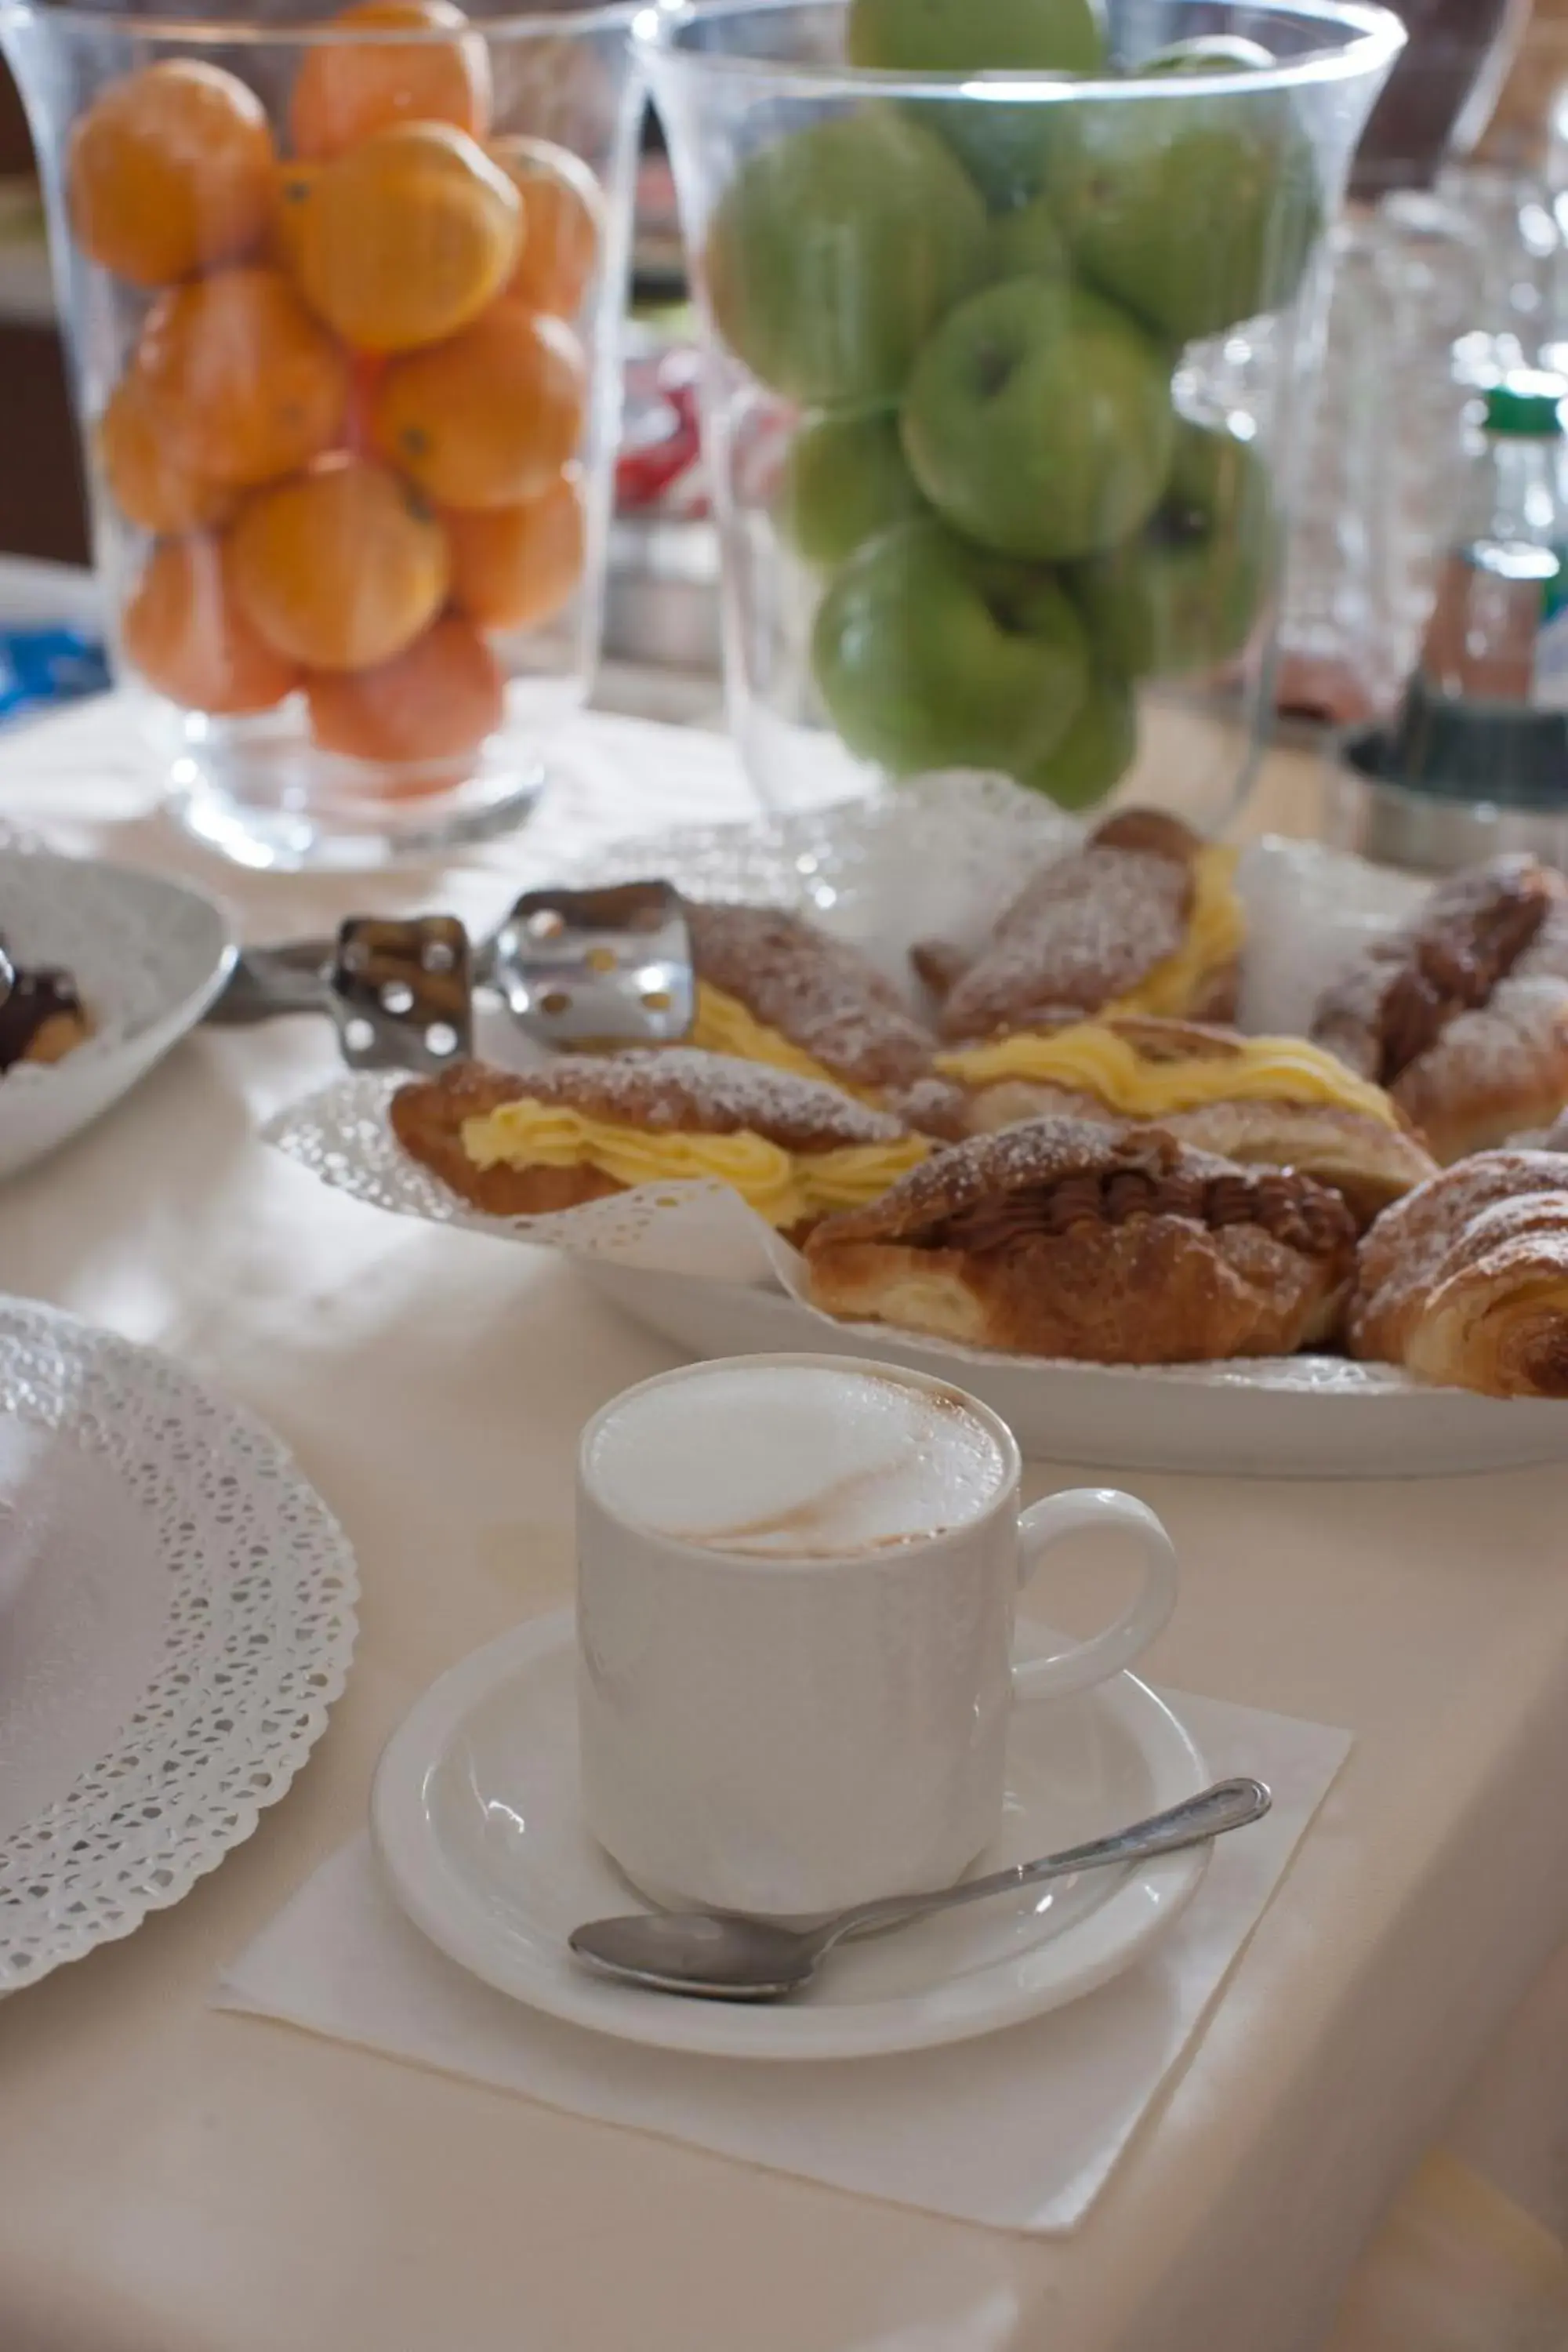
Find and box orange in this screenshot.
[229,455,449,670]
[131,267,348,487]
[344,350,388,456]
[445,469,585,630]
[370,300,585,508]
[96,374,235,535]
[285,121,520,354]
[67,60,276,290]
[307,615,503,776]
[289,0,492,162]
[270,159,319,277]
[489,135,601,317]
[121,535,298,714]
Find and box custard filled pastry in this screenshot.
[1349,1151,1568,1398]
[1311,855,1568,1163]
[804,1115,1355,1362]
[681,899,935,1100]
[922,1014,1436,1225]
[391,1050,930,1232]
[914,810,1246,1043]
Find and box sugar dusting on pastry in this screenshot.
[1349,1149,1568,1396]
[682,900,935,1092]
[390,1050,927,1229]
[934,847,1195,1038]
[805,1113,1356,1364]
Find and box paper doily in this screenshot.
[0,1300,358,1988]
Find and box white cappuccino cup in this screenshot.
[576,1354,1179,1919]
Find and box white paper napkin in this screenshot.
[215,1690,1348,2234]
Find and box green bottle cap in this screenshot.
[1484,371,1568,437]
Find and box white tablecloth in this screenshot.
[0,694,1564,2352]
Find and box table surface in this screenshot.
[0,694,1566,2352]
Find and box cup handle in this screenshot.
[1011,1487,1179,1704]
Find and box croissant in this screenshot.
[1348,1152,1568,1398]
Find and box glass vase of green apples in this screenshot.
[637,0,1405,822]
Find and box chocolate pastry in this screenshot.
[914,808,1243,1044]
[1349,1151,1568,1398]
[681,898,935,1096]
[804,1115,1355,1362]
[0,942,90,1072]
[1311,856,1568,1163]
[390,1048,927,1231]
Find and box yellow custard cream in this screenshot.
[459,1100,929,1228]
[935,1023,1400,1126]
[688,982,848,1090]
[1105,845,1246,1018]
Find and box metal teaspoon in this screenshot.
[568,1777,1271,2002]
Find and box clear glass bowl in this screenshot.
[639,0,1405,826]
[1,0,641,869]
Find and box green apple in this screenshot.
[704,109,987,408]
[926,89,1080,212]
[985,189,1069,284]
[1019,663,1136,807]
[775,410,927,569]
[848,0,1105,74]
[1044,82,1323,341]
[1070,419,1279,677]
[811,517,1089,775]
[901,278,1175,562]
[848,0,1106,208]
[1136,35,1276,75]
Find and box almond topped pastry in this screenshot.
[920,1014,1436,1225]
[681,898,936,1099]
[1311,855,1568,1163]
[914,810,1245,1043]
[1349,1151,1568,1398]
[805,1114,1355,1362]
[390,1049,931,1233]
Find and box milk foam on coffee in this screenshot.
[586,1363,1007,1559]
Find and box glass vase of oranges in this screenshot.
[2,0,640,868]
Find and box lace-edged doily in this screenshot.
[0,1301,358,1988]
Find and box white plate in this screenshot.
[371,1610,1207,2060]
[0,844,234,1178]
[270,774,1566,1476]
[581,1261,1568,1479]
[0,1298,358,1987]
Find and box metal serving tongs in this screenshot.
[208,882,695,1071]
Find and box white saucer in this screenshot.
[371,1610,1209,2060]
